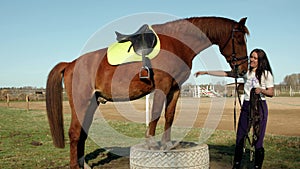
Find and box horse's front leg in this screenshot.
[145,90,166,149]
[161,88,180,149]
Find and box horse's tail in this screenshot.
[46,62,69,148]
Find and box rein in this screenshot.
[246,88,264,161]
[233,72,241,132]
[221,27,249,131]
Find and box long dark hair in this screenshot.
[249,49,273,84]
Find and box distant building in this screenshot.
[181,84,222,98]
[180,83,245,98]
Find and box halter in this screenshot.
[221,27,249,131]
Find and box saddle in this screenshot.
[115,24,157,56]
[114,24,157,79]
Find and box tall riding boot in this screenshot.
[232,145,244,169]
[254,147,265,169]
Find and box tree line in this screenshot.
[281,73,300,87]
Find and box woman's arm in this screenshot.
[255,71,274,97]
[194,71,236,78]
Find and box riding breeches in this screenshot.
[236,100,268,149]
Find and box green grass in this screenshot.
[0,107,71,168]
[0,107,299,168]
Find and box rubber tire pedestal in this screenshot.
[130,142,209,169]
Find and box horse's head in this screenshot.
[220,17,249,77]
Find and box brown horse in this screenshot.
[46,16,249,168]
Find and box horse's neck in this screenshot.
[188,17,231,48]
[153,21,213,60]
[156,18,230,54]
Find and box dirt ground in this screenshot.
[3,97,298,136]
[1,97,299,168]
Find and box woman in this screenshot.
[195,49,274,169]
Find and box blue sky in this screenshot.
[0,0,299,87]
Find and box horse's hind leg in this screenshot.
[68,95,98,169]
[79,98,98,169]
[68,114,84,169]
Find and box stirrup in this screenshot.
[139,66,150,79]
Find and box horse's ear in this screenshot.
[238,17,247,26]
[238,17,250,35]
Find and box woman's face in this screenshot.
[250,51,258,69]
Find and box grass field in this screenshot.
[0,98,299,168]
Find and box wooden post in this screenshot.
[145,94,150,127]
[26,95,30,111]
[6,94,10,107]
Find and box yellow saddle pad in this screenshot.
[107,25,160,66]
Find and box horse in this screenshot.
[46,16,249,168]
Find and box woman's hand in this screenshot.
[255,88,264,94]
[255,87,274,97]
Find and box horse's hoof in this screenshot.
[160,141,175,150]
[145,137,159,150]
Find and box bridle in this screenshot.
[220,28,249,72]
[221,27,249,131]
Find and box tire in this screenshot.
[130,142,209,169]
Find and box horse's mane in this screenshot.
[154,16,249,43]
